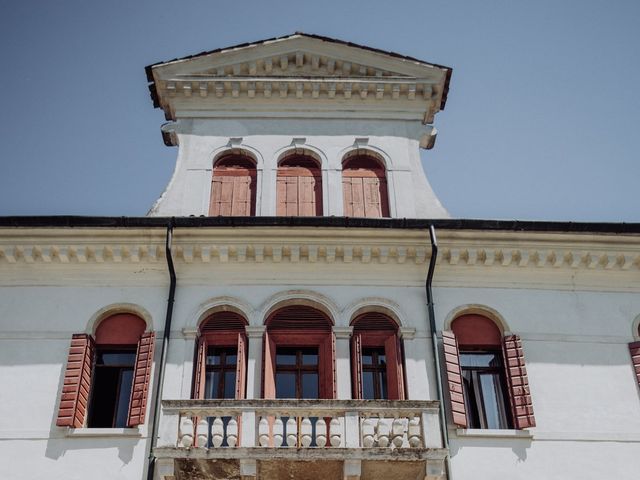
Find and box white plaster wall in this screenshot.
[1,250,639,479]
[150,117,448,218]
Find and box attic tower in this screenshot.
[146,33,451,218]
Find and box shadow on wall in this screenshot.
[448,436,531,463]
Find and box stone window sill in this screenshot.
[455,428,533,439]
[66,427,142,437]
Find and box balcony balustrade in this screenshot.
[154,399,448,480]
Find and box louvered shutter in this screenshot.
[262,332,277,399]
[127,331,155,427]
[442,330,467,427]
[192,336,207,399]
[384,334,405,400]
[235,333,247,399]
[628,341,640,389]
[503,335,536,429]
[350,333,363,399]
[56,334,95,428]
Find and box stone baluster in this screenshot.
[273,417,284,447]
[196,417,209,448]
[408,416,422,447]
[211,417,225,447]
[329,417,342,447]
[391,416,405,448]
[226,417,239,447]
[286,417,297,447]
[376,416,390,448]
[178,416,194,448]
[315,418,327,447]
[300,417,313,447]
[361,415,375,447]
[258,417,270,447]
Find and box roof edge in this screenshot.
[0,216,638,235]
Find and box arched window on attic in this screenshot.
[629,323,640,390]
[209,155,257,216]
[342,155,389,218]
[276,155,322,216]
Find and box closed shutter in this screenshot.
[262,332,277,399]
[503,335,536,429]
[235,333,247,399]
[628,341,640,389]
[192,336,207,399]
[299,176,319,216]
[209,175,255,216]
[342,157,389,218]
[351,333,363,399]
[56,334,95,428]
[384,334,405,400]
[127,331,155,427]
[442,330,467,427]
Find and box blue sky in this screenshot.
[1,0,638,221]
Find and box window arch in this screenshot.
[350,312,405,400]
[263,305,335,399]
[342,155,389,218]
[56,313,155,429]
[276,155,322,216]
[192,311,248,400]
[209,155,257,216]
[443,313,535,430]
[629,319,640,391]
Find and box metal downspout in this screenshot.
[146,222,177,480]
[426,225,452,478]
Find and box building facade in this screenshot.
[1,34,639,480]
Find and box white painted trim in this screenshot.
[454,428,533,439]
[65,427,143,438]
[87,303,154,334]
[632,313,640,340]
[442,304,509,333]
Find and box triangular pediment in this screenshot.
[147,33,451,122]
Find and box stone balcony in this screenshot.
[154,399,448,480]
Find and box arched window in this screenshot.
[263,306,335,399]
[209,155,257,216]
[443,313,535,430]
[56,313,155,428]
[629,322,640,390]
[192,311,248,400]
[350,312,405,400]
[276,156,322,216]
[342,155,389,218]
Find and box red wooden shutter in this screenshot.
[262,332,277,399]
[503,335,536,429]
[127,331,155,427]
[56,334,95,428]
[351,333,363,399]
[628,341,640,389]
[442,330,467,427]
[384,334,405,400]
[209,159,256,216]
[192,336,207,399]
[236,333,247,399]
[299,176,318,216]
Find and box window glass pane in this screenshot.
[276,349,297,365]
[362,350,373,365]
[205,371,221,399]
[224,371,236,399]
[302,351,318,365]
[460,353,499,368]
[462,373,481,429]
[276,372,296,398]
[225,353,237,365]
[98,352,136,366]
[378,354,386,366]
[379,371,388,399]
[362,371,375,399]
[302,373,319,399]
[207,348,221,365]
[114,369,133,428]
[479,373,509,429]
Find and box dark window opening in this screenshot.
[275,347,319,399]
[205,347,238,399]
[87,349,136,428]
[460,351,512,429]
[362,347,387,399]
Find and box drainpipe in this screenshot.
[426,225,452,478]
[146,222,177,480]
